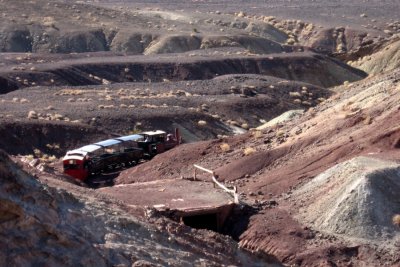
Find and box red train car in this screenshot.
[63,129,180,181]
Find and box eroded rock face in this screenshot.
[52,30,109,53]
[0,26,32,52]
[293,156,400,244]
[0,151,108,266]
[350,38,400,75]
[144,34,202,54]
[111,32,156,54]
[0,150,270,266]
[245,22,288,43]
[0,76,17,94]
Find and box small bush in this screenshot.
[289,92,301,98]
[33,149,42,158]
[60,89,84,96]
[364,116,372,125]
[45,105,55,110]
[276,130,285,137]
[46,143,60,149]
[47,155,57,162]
[393,214,400,227]
[198,120,207,126]
[252,130,262,139]
[243,147,256,156]
[220,143,231,152]
[25,155,34,161]
[28,110,38,119]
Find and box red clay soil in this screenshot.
[115,140,217,184]
[215,109,400,197]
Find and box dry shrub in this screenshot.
[364,115,372,125]
[142,104,158,109]
[276,130,285,137]
[53,114,64,120]
[198,120,207,126]
[341,101,354,111]
[393,214,400,227]
[243,147,256,156]
[229,120,239,126]
[60,89,84,96]
[24,155,34,161]
[46,143,60,149]
[289,91,301,97]
[252,130,262,139]
[220,143,231,152]
[42,16,56,27]
[47,155,57,162]
[27,110,38,119]
[33,149,42,158]
[45,105,55,110]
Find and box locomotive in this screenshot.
[63,128,181,181]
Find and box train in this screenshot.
[63,128,181,181]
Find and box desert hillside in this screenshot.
[0,0,399,266]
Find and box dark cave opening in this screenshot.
[182,213,219,232]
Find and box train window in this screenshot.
[105,148,115,153]
[64,164,81,170]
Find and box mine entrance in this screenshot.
[182,213,219,232]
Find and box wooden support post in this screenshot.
[193,164,240,204]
